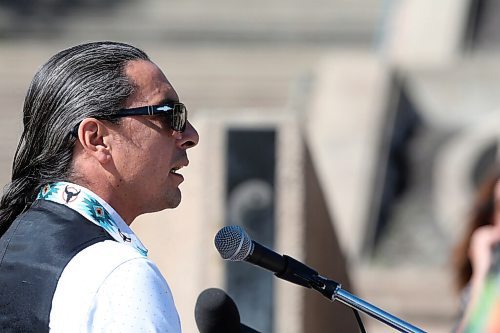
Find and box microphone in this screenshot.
[214,226,427,333]
[214,225,326,290]
[194,288,260,333]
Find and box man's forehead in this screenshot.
[124,60,178,107]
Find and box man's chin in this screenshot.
[164,190,182,209]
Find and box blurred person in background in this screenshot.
[453,167,500,332]
[0,41,199,332]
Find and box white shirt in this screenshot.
[40,182,181,332]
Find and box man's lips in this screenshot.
[170,166,183,174]
[170,160,189,175]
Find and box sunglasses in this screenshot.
[70,102,187,137]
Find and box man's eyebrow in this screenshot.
[159,98,180,104]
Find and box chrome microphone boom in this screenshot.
[215,226,427,333]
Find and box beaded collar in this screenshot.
[37,182,148,256]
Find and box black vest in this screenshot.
[0,200,114,332]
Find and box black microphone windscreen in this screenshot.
[194,288,241,333]
[214,225,253,261]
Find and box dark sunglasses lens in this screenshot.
[171,104,187,132]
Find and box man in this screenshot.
[0,41,199,332]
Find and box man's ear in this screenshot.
[77,118,112,164]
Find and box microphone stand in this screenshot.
[333,286,425,333]
[279,256,427,333]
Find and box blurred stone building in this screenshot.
[1,0,499,332]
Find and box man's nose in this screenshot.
[177,121,199,149]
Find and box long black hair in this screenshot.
[0,41,149,235]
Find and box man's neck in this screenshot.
[68,178,136,226]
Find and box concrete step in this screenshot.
[1,0,384,44]
[352,265,458,332]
